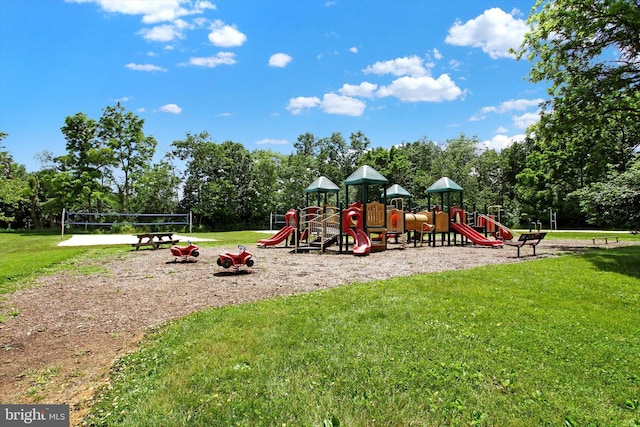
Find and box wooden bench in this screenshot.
[132,232,179,250]
[504,232,546,257]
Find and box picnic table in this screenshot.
[504,232,546,257]
[132,232,179,250]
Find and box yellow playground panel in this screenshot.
[366,201,387,252]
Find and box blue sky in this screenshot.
[0,0,546,172]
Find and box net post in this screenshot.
[189,211,193,235]
[61,208,66,240]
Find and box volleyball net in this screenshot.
[61,209,192,237]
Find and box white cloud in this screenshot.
[125,63,167,72]
[286,96,321,115]
[512,111,540,129]
[269,53,293,68]
[208,20,247,47]
[187,52,237,67]
[499,98,543,112]
[445,8,527,59]
[482,133,526,151]
[363,55,430,77]
[432,48,443,60]
[376,74,463,102]
[138,24,184,42]
[66,0,215,24]
[159,103,182,114]
[495,126,509,134]
[256,138,289,145]
[320,93,366,116]
[471,98,543,121]
[338,82,378,99]
[349,46,358,54]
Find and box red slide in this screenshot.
[450,222,504,247]
[347,228,371,255]
[257,226,296,247]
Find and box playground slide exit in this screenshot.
[347,227,371,255]
[257,225,296,247]
[450,222,504,247]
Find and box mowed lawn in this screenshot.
[84,245,640,426]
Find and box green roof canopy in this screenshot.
[426,177,463,193]
[384,184,412,198]
[344,165,388,185]
[305,176,340,193]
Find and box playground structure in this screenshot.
[258,166,510,255]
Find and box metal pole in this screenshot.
[61,208,66,240]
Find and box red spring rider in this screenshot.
[217,245,254,270]
[170,241,200,261]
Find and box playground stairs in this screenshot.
[293,234,339,253]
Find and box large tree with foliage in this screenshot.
[171,132,260,228]
[130,161,180,214]
[572,158,640,229]
[517,0,640,226]
[0,133,30,227]
[59,112,115,212]
[98,103,157,213]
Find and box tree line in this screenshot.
[0,110,637,231]
[2,0,639,231]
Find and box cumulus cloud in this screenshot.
[376,74,463,102]
[125,63,167,72]
[269,53,293,68]
[66,0,215,24]
[338,82,378,99]
[445,8,528,59]
[208,20,247,47]
[512,111,540,129]
[286,96,321,115]
[320,93,366,116]
[159,103,182,114]
[138,24,185,42]
[286,94,366,116]
[363,55,430,77]
[349,46,358,54]
[470,98,543,121]
[187,52,237,67]
[482,133,526,151]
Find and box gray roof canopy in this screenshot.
[426,177,463,193]
[344,165,388,185]
[305,176,340,193]
[384,184,412,198]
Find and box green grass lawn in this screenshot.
[85,246,640,426]
[2,230,639,425]
[0,232,90,294]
